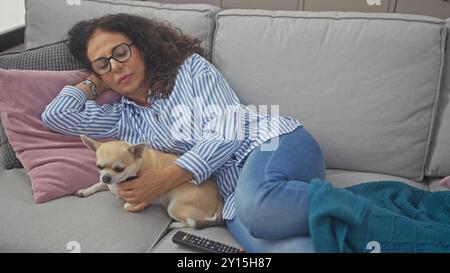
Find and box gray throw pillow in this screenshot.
[0,125,22,169]
[0,41,84,169]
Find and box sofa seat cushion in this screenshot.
[150,226,317,253]
[325,169,427,190]
[149,226,243,253]
[425,177,450,192]
[0,168,172,252]
[150,169,425,253]
[213,9,446,181]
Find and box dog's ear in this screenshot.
[80,135,101,152]
[128,143,147,159]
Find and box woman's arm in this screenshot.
[174,106,243,185]
[116,56,243,212]
[174,55,244,185]
[41,75,120,138]
[117,163,193,212]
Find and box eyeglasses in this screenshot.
[90,42,135,75]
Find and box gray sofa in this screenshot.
[1,0,450,253]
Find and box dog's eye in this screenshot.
[97,165,104,170]
[114,167,125,173]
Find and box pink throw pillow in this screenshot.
[0,69,120,203]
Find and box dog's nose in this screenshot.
[102,176,112,184]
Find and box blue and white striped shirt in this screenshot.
[42,53,302,219]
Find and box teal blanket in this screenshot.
[308,179,450,253]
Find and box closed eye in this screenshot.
[97,165,105,170]
[114,167,125,173]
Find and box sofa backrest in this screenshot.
[212,9,446,181]
[426,19,450,178]
[12,1,450,181]
[24,0,220,55]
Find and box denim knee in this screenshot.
[234,191,265,239]
[235,182,283,239]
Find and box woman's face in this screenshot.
[86,29,149,98]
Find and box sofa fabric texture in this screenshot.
[426,19,450,177]
[2,0,450,253]
[24,0,220,55]
[0,125,22,169]
[0,168,172,252]
[212,10,447,181]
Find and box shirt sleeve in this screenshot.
[41,86,120,138]
[174,55,244,185]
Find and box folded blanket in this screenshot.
[308,179,450,253]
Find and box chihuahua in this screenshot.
[76,135,223,229]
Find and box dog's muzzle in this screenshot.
[102,176,112,184]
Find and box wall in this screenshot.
[0,0,25,35]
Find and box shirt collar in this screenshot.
[121,96,137,106]
[121,88,153,106]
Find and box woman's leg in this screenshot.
[233,127,325,244]
[226,215,315,253]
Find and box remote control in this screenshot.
[172,231,245,253]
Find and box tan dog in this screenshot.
[76,135,223,229]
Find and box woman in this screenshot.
[42,13,325,252]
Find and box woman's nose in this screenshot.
[110,58,124,72]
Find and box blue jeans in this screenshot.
[226,127,325,253]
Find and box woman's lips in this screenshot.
[118,74,132,84]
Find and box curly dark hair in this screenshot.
[66,13,207,99]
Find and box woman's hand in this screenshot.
[116,164,193,212]
[87,73,110,95]
[75,73,110,100]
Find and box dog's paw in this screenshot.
[75,189,92,198]
[169,221,188,229]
